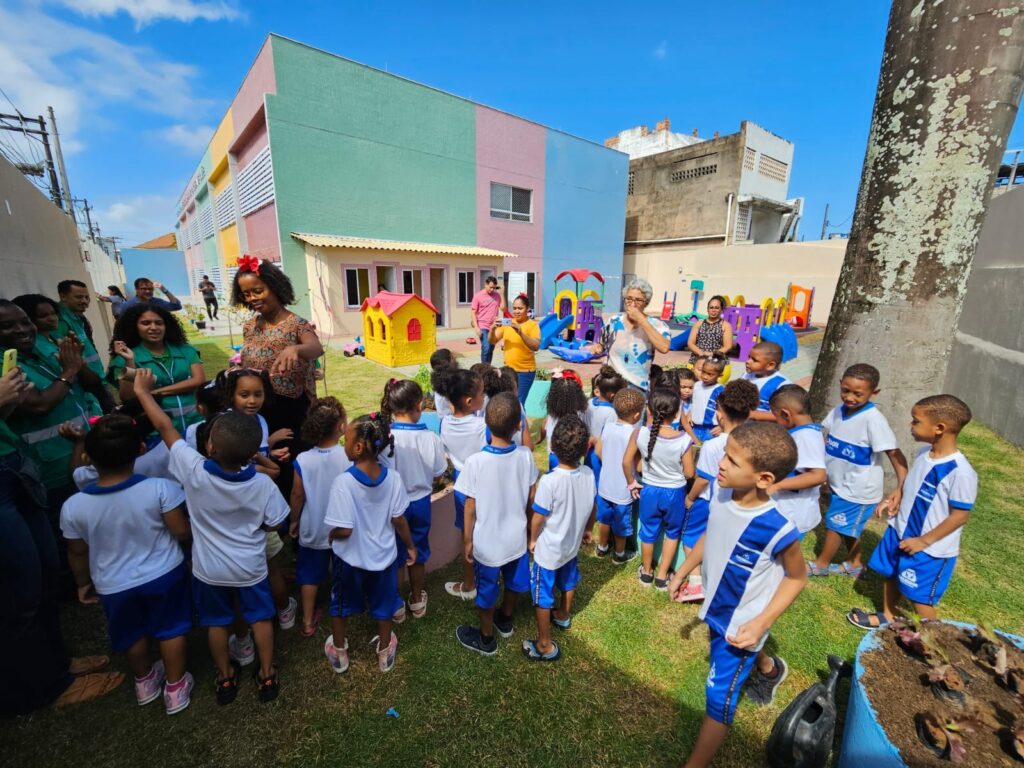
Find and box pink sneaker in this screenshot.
[674,582,705,603]
[134,660,165,706]
[324,634,349,674]
[163,672,193,715]
[373,632,398,673]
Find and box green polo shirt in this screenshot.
[108,342,203,433]
[55,304,104,378]
[0,419,21,457]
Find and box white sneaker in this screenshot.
[278,596,298,630]
[163,672,193,715]
[134,660,165,706]
[410,590,428,619]
[228,632,256,666]
[324,635,350,674]
[372,632,398,673]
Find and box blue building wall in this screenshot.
[542,131,629,314]
[120,248,191,299]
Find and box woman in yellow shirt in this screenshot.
[489,294,540,405]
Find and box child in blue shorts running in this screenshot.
[810,364,908,578]
[849,395,977,629]
[594,388,645,563]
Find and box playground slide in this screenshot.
[669,326,693,352]
[537,312,575,350]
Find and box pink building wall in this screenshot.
[474,106,545,280]
[230,38,276,144]
[243,203,280,262]
[235,121,269,171]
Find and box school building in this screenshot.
[174,34,629,336]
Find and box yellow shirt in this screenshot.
[499,320,540,372]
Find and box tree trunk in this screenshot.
[810,0,1024,460]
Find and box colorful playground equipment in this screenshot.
[537,269,607,360]
[784,283,815,329]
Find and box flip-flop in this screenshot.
[847,607,889,630]
[69,655,110,676]
[55,671,125,706]
[806,560,830,577]
[829,562,864,578]
[552,614,572,630]
[522,639,560,661]
[300,608,322,638]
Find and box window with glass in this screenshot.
[489,182,532,222]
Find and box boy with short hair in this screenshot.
[594,388,646,563]
[690,356,727,443]
[134,369,290,704]
[810,364,908,578]
[677,379,760,603]
[767,385,828,537]
[525,416,595,661]
[668,423,807,768]
[849,395,977,629]
[742,341,790,421]
[455,392,539,655]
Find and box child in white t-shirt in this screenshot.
[585,365,626,488]
[323,413,416,674]
[429,348,457,419]
[483,365,534,449]
[526,415,596,661]
[63,410,177,488]
[133,369,290,705]
[381,379,447,620]
[766,385,827,537]
[289,397,350,637]
[542,372,587,472]
[60,413,193,714]
[455,392,539,656]
[691,357,727,443]
[594,388,645,563]
[742,341,791,421]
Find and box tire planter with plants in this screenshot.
[838,620,1024,767]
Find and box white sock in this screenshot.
[688,574,702,587]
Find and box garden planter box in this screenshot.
[838,621,1023,768]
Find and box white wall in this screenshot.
[738,122,794,203]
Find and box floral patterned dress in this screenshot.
[241,313,318,402]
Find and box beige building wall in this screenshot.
[302,244,507,338]
[623,239,846,324]
[0,157,112,363]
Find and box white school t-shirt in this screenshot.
[381,422,447,500]
[691,381,724,428]
[440,414,487,472]
[168,440,289,587]
[544,413,584,444]
[185,421,201,451]
[454,445,539,567]
[325,466,410,571]
[696,432,729,501]
[598,421,637,505]
[533,466,596,570]
[294,444,352,549]
[821,403,898,504]
[434,392,453,419]
[586,398,617,439]
[742,372,792,412]
[699,487,799,651]
[60,475,186,595]
[636,427,691,488]
[772,424,827,533]
[72,438,176,489]
[891,447,977,558]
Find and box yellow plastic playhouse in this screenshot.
[360,291,439,368]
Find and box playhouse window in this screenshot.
[345,268,370,308]
[489,182,532,222]
[366,318,375,339]
[407,318,421,341]
[379,319,386,340]
[457,271,475,304]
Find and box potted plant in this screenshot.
[184,303,207,330]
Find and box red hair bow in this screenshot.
[237,254,261,275]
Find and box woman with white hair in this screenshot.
[589,277,671,391]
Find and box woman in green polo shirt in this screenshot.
[108,303,205,434]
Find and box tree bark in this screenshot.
[810,0,1024,460]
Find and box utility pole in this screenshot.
[0,112,62,208]
[819,203,829,240]
[37,114,62,210]
[74,197,95,238]
[47,106,75,225]
[809,0,1024,461]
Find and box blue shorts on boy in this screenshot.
[821,402,897,511]
[295,546,332,585]
[690,381,723,440]
[100,561,192,651]
[193,577,275,625]
[474,553,530,609]
[396,494,432,564]
[330,555,400,620]
[596,496,633,538]
[532,465,595,606]
[586,397,616,486]
[294,443,352,586]
[824,494,876,538]
[597,420,638,538]
[867,527,956,606]
[705,626,760,724]
[681,497,710,549]
[530,557,581,609]
[382,421,446,560]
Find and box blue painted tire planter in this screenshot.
[837,621,1024,768]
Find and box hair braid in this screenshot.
[646,411,663,462]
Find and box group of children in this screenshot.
[58,337,979,768]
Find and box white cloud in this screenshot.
[652,40,668,60]
[157,124,215,154]
[52,0,242,27]
[94,194,178,246]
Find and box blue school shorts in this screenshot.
[867,526,957,606]
[825,493,876,538]
[329,556,399,620]
[585,447,602,489]
[396,494,432,564]
[682,497,711,549]
[473,553,530,610]
[530,557,581,609]
[548,452,558,472]
[705,626,759,725]
[99,561,192,652]
[193,575,275,627]
[693,425,716,444]
[295,545,332,585]
[596,496,634,538]
[453,469,466,530]
[638,485,686,544]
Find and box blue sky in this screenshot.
[0,1,1019,246]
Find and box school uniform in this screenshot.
[690,432,729,549]
[72,436,176,489]
[821,403,898,538]
[868,447,977,606]
[184,421,201,451]
[596,421,637,538]
[543,413,585,471]
[454,445,539,610]
[381,422,447,565]
[530,466,595,608]
[167,441,289,626]
[325,467,410,620]
[742,372,792,412]
[433,392,453,419]
[699,487,799,724]
[636,427,691,545]
[672,401,693,431]
[772,424,827,535]
[691,381,724,443]
[585,398,616,485]
[293,444,352,585]
[60,475,190,651]
[440,414,486,529]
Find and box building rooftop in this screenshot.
[132,232,177,250]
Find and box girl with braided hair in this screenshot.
[323,411,414,675]
[623,388,695,590]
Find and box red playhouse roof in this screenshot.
[359,291,440,316]
[554,269,604,284]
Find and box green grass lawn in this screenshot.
[5,346,1022,767]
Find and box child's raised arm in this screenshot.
[133,368,181,448]
[727,540,807,650]
[59,421,88,473]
